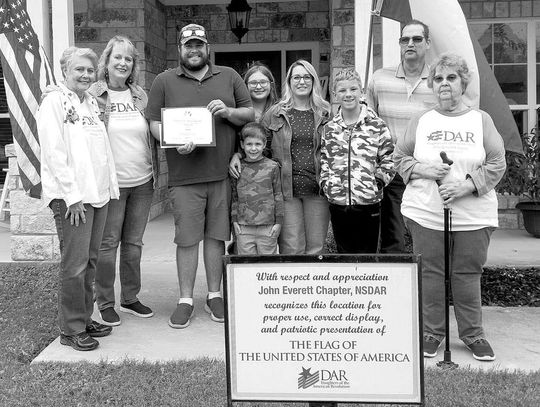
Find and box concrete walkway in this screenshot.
[2,213,538,371]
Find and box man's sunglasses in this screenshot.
[399,36,424,45]
[181,29,205,38]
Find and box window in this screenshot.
[470,20,539,134]
[211,42,321,98]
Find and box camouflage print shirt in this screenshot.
[231,157,284,226]
[320,104,395,206]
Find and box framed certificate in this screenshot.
[160,107,215,148]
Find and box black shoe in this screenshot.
[86,320,112,337]
[205,296,225,323]
[60,332,99,351]
[423,335,441,358]
[467,338,496,361]
[100,307,121,326]
[120,301,154,318]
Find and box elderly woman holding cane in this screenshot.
[394,53,506,362]
[38,47,119,351]
[90,36,159,327]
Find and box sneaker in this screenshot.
[60,332,99,351]
[423,335,441,358]
[100,307,121,326]
[168,303,194,329]
[120,301,154,318]
[86,320,112,337]
[205,296,225,323]
[467,338,496,361]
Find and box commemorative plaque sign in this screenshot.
[224,255,424,405]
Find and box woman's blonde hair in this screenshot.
[97,35,140,85]
[276,59,330,119]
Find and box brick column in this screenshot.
[5,144,59,261]
[330,0,355,112]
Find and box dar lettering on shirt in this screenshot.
[107,89,152,187]
[401,107,501,231]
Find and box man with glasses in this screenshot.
[366,19,437,253]
[147,24,253,329]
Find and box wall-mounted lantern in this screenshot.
[227,0,252,44]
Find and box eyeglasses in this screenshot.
[181,29,205,38]
[399,36,425,45]
[291,74,313,83]
[247,80,271,88]
[432,74,460,84]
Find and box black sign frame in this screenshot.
[223,254,424,406]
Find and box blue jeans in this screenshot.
[95,180,154,310]
[405,217,494,345]
[279,196,330,254]
[50,199,109,335]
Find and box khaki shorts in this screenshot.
[169,179,231,247]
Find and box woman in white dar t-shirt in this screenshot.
[88,36,160,327]
[394,53,506,362]
[38,47,120,351]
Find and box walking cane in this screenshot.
[436,152,458,369]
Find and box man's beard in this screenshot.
[181,52,209,71]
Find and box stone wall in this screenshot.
[165,1,331,75]
[73,0,169,220]
[498,194,525,229]
[330,0,354,81]
[329,0,382,111]
[5,144,59,261]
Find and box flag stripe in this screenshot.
[10,127,40,184]
[0,0,57,197]
[40,46,54,88]
[1,44,41,146]
[4,36,41,104]
[4,82,41,181]
[0,36,40,123]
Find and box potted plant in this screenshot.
[496,129,540,237]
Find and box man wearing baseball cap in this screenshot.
[147,23,253,329]
[179,24,208,44]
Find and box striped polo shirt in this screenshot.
[366,64,437,144]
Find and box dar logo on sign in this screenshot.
[298,367,319,389]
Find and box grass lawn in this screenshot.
[1,263,539,407]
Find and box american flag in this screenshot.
[298,367,319,389]
[0,0,56,198]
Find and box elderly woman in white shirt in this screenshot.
[394,53,506,362]
[38,47,119,351]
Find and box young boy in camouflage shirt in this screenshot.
[320,69,395,253]
[231,122,284,254]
